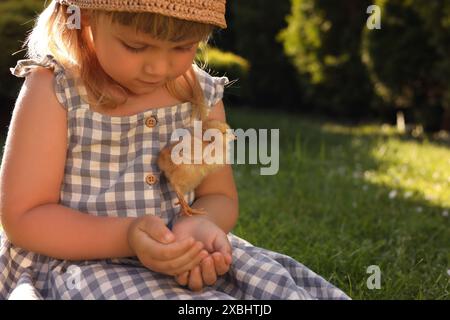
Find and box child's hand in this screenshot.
[174,251,232,292]
[171,216,232,291]
[127,215,209,276]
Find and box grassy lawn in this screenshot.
[227,107,449,300]
[0,108,448,300]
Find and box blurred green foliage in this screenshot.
[278,0,375,118]
[196,45,250,105]
[0,0,46,96]
[214,0,302,110]
[362,0,450,132]
[0,0,44,132]
[278,0,450,130]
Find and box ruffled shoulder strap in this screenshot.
[193,64,229,109]
[10,54,74,111]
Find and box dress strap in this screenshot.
[193,64,230,110]
[10,54,74,111]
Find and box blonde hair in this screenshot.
[24,0,216,121]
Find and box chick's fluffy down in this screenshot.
[157,144,223,194]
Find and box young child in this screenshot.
[0,0,350,300]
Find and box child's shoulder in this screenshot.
[15,64,58,104]
[23,63,55,84]
[10,54,66,79]
[11,55,73,111]
[192,64,230,107]
[13,65,66,119]
[192,63,228,84]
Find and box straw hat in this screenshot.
[57,0,227,29]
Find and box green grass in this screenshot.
[0,108,448,299]
[227,107,449,300]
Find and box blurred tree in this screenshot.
[209,1,236,55]
[362,0,450,132]
[279,0,374,119]
[0,0,44,135]
[213,0,302,110]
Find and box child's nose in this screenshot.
[143,57,168,79]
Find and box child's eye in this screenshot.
[122,42,147,53]
[175,46,194,52]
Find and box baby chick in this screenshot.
[157,119,237,217]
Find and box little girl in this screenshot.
[0,0,350,300]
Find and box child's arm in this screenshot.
[189,179,239,234]
[171,100,238,291]
[0,68,132,260]
[189,100,239,233]
[7,204,136,260]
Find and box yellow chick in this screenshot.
[157,119,237,217]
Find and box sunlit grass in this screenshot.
[321,123,450,209]
[368,139,450,209]
[227,107,449,300]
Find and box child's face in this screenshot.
[89,20,200,96]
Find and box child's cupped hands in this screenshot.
[127,215,209,276]
[171,216,233,292]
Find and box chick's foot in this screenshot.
[174,192,207,217]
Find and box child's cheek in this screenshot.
[98,48,139,81]
[116,54,140,78]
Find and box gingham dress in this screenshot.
[0,55,350,300]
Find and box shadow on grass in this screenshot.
[227,106,449,300]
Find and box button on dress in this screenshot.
[0,54,350,300]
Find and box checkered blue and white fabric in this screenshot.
[0,55,350,300]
